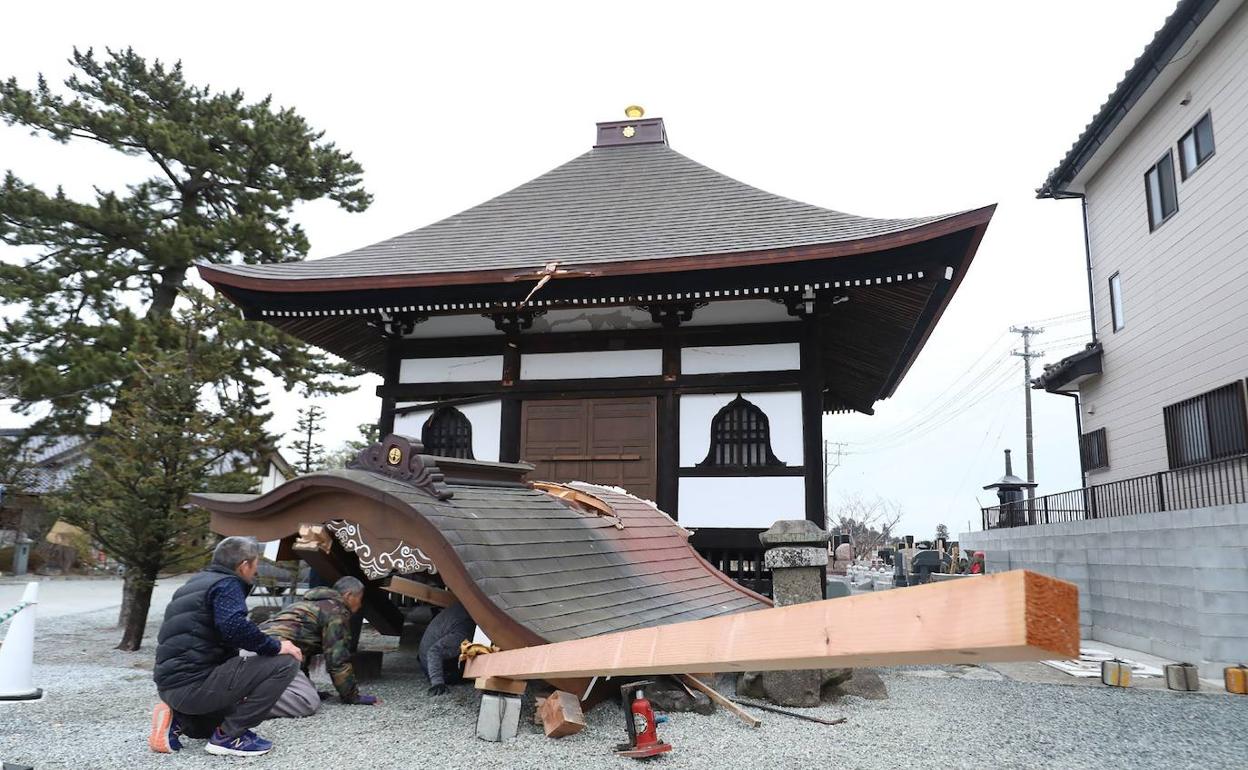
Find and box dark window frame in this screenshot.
[1108,272,1125,332]
[421,406,474,459]
[1144,150,1179,231]
[1163,382,1248,469]
[1079,427,1108,472]
[696,394,786,470]
[1178,111,1215,180]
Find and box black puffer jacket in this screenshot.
[153,565,243,691]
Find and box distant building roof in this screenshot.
[0,429,91,494]
[1037,0,1225,197]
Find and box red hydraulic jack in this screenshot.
[615,681,672,759]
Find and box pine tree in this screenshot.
[1,48,371,649]
[291,405,326,474]
[52,298,269,650]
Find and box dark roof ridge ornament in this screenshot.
[595,104,667,148]
[348,433,454,500]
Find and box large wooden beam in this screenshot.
[385,575,456,608]
[465,570,1077,680]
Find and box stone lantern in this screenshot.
[983,449,1037,527]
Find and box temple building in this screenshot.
[199,109,993,574]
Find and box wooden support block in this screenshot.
[465,570,1079,681]
[538,690,586,738]
[679,675,761,728]
[473,676,528,696]
[385,575,456,608]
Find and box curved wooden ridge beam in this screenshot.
[463,570,1078,680]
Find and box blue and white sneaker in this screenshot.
[206,728,274,756]
[148,702,183,753]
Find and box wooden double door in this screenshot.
[520,397,657,502]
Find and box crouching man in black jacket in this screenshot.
[148,536,303,757]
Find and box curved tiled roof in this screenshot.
[191,451,770,647]
[204,142,969,285]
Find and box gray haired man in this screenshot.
[148,536,303,757]
[258,575,381,717]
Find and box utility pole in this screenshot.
[822,440,845,521]
[1010,326,1044,500]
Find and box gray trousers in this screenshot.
[267,671,321,719]
[239,649,321,719]
[160,654,299,738]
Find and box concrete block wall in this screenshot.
[962,503,1248,669]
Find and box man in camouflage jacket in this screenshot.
[259,576,379,716]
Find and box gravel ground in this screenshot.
[3,594,1248,769]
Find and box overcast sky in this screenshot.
[0,0,1178,539]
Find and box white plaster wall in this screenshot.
[391,400,502,462]
[259,462,286,494]
[526,306,658,334]
[403,314,502,339]
[1078,3,1248,482]
[520,349,662,380]
[678,476,806,528]
[681,343,800,375]
[399,355,503,383]
[683,299,796,327]
[679,391,803,466]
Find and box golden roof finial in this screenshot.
[624,105,645,119]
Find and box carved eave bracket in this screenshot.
[487,310,545,335]
[638,301,706,328]
[348,434,454,501]
[369,311,429,339]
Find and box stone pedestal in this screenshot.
[741,520,849,707]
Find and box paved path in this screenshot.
[0,576,188,619]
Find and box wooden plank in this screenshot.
[464,571,1078,680]
[474,676,528,695]
[385,576,456,608]
[679,675,761,728]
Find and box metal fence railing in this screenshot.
[981,452,1248,529]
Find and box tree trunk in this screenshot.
[117,569,158,651]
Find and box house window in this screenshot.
[1179,112,1215,179]
[698,395,784,468]
[1080,428,1108,472]
[1145,151,1178,230]
[1109,272,1125,332]
[421,407,474,459]
[1163,382,1248,468]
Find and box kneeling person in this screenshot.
[150,537,303,757]
[260,576,380,715]
[419,602,476,695]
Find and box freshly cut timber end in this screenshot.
[464,570,1080,681]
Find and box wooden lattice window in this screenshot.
[698,395,784,468]
[421,407,474,459]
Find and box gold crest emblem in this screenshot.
[386,446,402,465]
[622,125,636,138]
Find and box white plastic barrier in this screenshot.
[0,582,42,701]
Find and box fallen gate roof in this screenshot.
[190,444,769,647]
